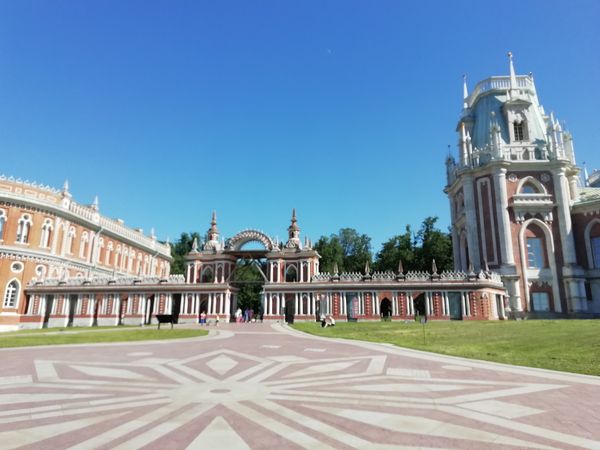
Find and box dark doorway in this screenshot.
[171,294,181,324]
[380,297,392,320]
[67,294,77,327]
[43,295,54,328]
[448,292,463,320]
[413,293,426,318]
[145,295,155,325]
[285,294,295,324]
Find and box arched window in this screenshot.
[0,209,6,240]
[285,265,298,282]
[525,224,547,268]
[201,267,214,283]
[586,221,600,269]
[115,245,122,268]
[105,241,113,265]
[79,232,89,258]
[40,218,53,248]
[121,247,129,270]
[16,214,32,244]
[128,250,135,272]
[66,227,76,254]
[592,237,600,269]
[521,183,539,194]
[3,280,19,308]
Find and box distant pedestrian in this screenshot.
[200,311,207,325]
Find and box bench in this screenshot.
[155,314,174,330]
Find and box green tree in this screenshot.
[415,216,453,272]
[314,235,344,273]
[374,217,453,273]
[170,231,201,275]
[315,228,372,273]
[374,225,416,272]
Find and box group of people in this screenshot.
[234,307,257,323]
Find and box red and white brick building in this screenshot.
[445,54,600,317]
[0,177,172,330]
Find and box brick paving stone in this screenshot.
[0,322,599,449]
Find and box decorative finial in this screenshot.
[191,237,198,252]
[364,260,370,275]
[431,259,438,274]
[333,262,339,275]
[92,195,99,210]
[462,74,468,109]
[63,179,70,192]
[398,259,404,275]
[211,210,217,226]
[508,51,517,89]
[484,260,490,272]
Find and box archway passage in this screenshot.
[380,297,392,319]
[230,259,265,321]
[413,293,426,318]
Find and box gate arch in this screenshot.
[226,229,275,252]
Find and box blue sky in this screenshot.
[1,1,599,253]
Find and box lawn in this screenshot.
[292,320,600,376]
[0,326,208,348]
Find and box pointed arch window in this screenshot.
[79,232,89,259]
[40,218,53,248]
[592,237,600,269]
[66,227,76,254]
[3,280,19,308]
[0,209,6,240]
[520,183,539,194]
[525,223,547,269]
[16,214,32,244]
[105,241,113,265]
[285,265,298,282]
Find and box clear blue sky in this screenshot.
[1,1,599,253]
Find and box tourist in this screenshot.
[328,315,336,327]
[235,308,242,323]
[320,314,327,327]
[215,314,220,326]
[200,311,207,325]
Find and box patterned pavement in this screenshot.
[1,322,600,449]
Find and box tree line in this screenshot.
[168,216,452,275]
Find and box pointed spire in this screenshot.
[508,51,517,89]
[484,259,490,272]
[191,237,198,252]
[583,162,590,187]
[364,260,370,275]
[468,261,474,274]
[432,259,438,274]
[462,74,468,109]
[333,262,339,275]
[92,195,99,210]
[63,179,69,192]
[211,210,217,227]
[398,259,404,275]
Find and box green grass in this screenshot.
[0,327,208,348]
[292,320,600,376]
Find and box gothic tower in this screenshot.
[445,53,587,316]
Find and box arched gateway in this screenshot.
[25,210,507,328]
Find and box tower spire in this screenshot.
[285,208,301,249]
[462,74,469,109]
[508,51,517,89]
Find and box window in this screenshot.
[66,227,76,254]
[40,219,53,248]
[527,237,545,268]
[514,121,525,141]
[3,280,19,308]
[531,292,550,312]
[592,237,600,269]
[16,214,32,244]
[106,242,113,265]
[79,232,89,258]
[521,183,538,194]
[0,209,6,240]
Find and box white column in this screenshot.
[493,167,515,265]
[553,168,578,265]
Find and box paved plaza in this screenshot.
[1,323,600,449]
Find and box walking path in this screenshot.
[1,322,599,449]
